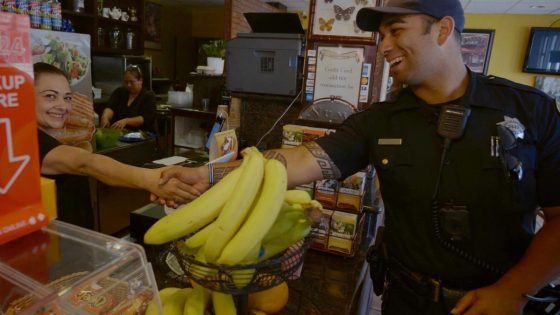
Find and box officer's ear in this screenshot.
[437,16,455,45]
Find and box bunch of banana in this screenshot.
[145,147,320,291]
[145,286,237,315]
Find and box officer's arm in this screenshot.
[263,142,330,188]
[451,206,560,314]
[500,205,560,295]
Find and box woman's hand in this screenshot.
[150,165,210,207]
[100,117,111,128]
[111,118,129,129]
[144,168,204,205]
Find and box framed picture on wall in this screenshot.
[461,29,495,75]
[308,0,379,44]
[144,2,162,50]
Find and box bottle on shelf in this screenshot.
[185,83,194,108]
[40,1,52,30]
[15,0,29,15]
[29,0,41,28]
[110,26,121,49]
[51,1,62,31]
[126,28,135,50]
[97,27,105,47]
[73,0,85,13]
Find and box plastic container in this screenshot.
[168,91,190,108]
[0,220,161,314]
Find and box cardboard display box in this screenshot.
[314,179,338,209]
[336,172,367,212]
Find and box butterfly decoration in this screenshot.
[353,21,366,33]
[334,5,355,21]
[355,0,368,5]
[319,17,335,31]
[325,0,333,3]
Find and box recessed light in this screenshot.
[530,5,545,9]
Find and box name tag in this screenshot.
[378,138,402,145]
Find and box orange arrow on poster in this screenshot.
[0,118,30,194]
[0,12,49,244]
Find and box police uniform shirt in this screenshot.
[315,69,560,286]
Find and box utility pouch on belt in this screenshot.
[367,226,387,296]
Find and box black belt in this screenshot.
[386,257,486,303]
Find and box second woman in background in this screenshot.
[100,65,156,131]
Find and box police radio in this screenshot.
[437,104,471,140]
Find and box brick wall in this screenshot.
[228,0,284,38]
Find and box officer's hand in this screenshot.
[450,283,526,315]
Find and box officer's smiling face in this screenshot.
[378,14,442,85]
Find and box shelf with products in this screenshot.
[58,0,144,55]
[96,16,141,27]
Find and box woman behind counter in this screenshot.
[34,62,193,229]
[100,65,155,131]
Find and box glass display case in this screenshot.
[0,220,160,314]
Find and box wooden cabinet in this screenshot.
[61,0,144,55]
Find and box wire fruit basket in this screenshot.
[160,237,310,295]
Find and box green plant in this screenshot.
[201,39,226,58]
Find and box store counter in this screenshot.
[91,138,159,235]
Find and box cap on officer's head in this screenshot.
[356,0,464,33]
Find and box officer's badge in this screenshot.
[497,116,525,140]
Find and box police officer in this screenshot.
[158,0,560,314]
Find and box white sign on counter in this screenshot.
[314,46,364,108]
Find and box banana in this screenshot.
[184,221,215,249]
[145,287,181,315]
[144,167,242,245]
[218,159,287,264]
[204,149,265,262]
[230,241,260,288]
[281,201,303,212]
[260,217,311,260]
[284,189,311,205]
[262,209,307,243]
[163,288,192,315]
[212,291,237,315]
[183,286,210,315]
[189,246,217,280]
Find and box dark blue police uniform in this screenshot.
[315,69,560,314]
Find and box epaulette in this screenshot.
[482,74,552,99]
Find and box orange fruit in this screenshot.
[248,281,289,314]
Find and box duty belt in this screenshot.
[386,257,474,303]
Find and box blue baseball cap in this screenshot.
[356,0,464,33]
